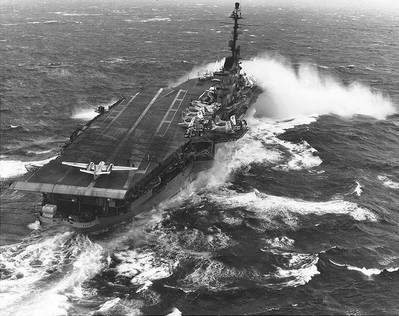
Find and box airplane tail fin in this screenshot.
[79,169,95,175]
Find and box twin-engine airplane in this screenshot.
[62,161,137,179]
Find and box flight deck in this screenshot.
[12,78,212,199]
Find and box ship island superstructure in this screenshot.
[11,2,261,232]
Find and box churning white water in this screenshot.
[242,54,396,119]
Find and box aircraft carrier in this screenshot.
[11,2,261,232]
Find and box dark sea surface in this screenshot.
[1,1,399,315]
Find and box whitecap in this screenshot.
[208,189,377,224]
[378,175,399,189]
[262,236,295,251]
[0,233,104,315]
[167,307,182,316]
[353,181,363,196]
[53,11,101,16]
[140,17,171,23]
[274,140,322,171]
[95,298,121,313]
[275,254,319,287]
[330,260,399,277]
[114,249,173,290]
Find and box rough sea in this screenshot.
[1,0,398,315]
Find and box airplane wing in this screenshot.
[112,165,138,171]
[62,161,89,169]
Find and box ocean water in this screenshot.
[0,1,399,315]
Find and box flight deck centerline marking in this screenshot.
[108,88,164,162]
[155,89,187,137]
[103,92,140,135]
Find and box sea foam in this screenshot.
[208,189,377,225]
[242,54,396,120]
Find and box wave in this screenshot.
[140,17,171,23]
[0,156,57,180]
[193,115,322,188]
[378,175,399,189]
[330,260,399,277]
[167,307,182,316]
[353,181,363,196]
[273,139,322,171]
[53,11,102,16]
[207,188,377,226]
[0,233,104,316]
[92,297,141,315]
[114,249,173,293]
[242,54,396,120]
[100,57,128,64]
[166,248,319,292]
[274,254,319,287]
[42,20,59,24]
[262,236,295,252]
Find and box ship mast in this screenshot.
[223,2,242,71]
[230,2,242,65]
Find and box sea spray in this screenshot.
[0,156,57,179]
[169,59,225,88]
[0,233,105,316]
[71,98,119,121]
[242,54,396,119]
[71,108,98,120]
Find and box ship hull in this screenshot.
[38,160,211,233]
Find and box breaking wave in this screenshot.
[242,54,396,120]
[208,188,377,225]
[378,175,399,189]
[194,115,322,188]
[0,233,104,316]
[353,181,363,196]
[140,17,171,23]
[330,260,399,277]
